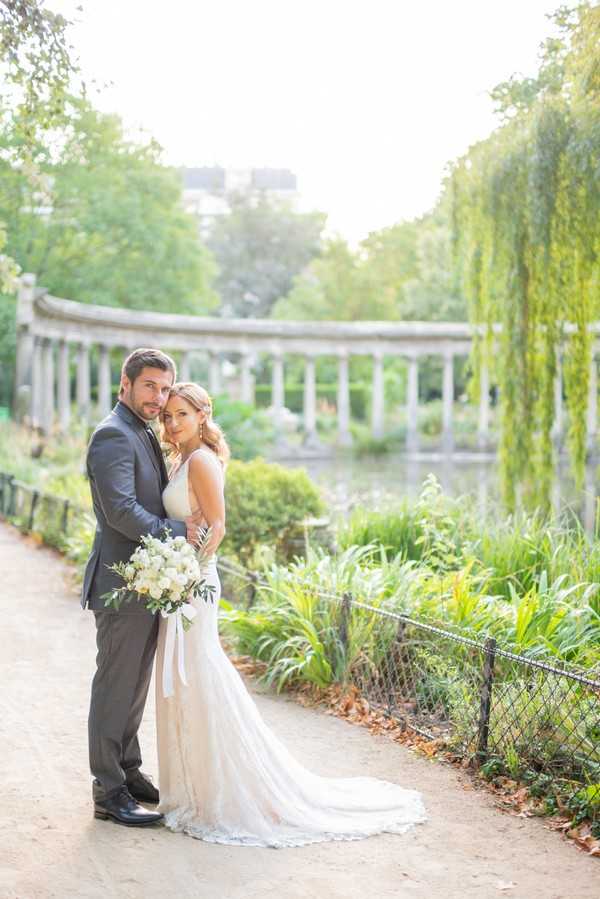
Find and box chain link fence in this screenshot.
[218,557,600,786]
[342,599,600,783]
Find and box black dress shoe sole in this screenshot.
[94,808,164,827]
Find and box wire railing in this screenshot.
[0,470,90,549]
[216,556,600,785]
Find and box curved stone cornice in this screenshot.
[31,292,478,354]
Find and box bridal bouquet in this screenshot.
[103,530,215,698]
[103,531,215,626]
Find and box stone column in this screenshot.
[477,363,490,450]
[98,345,112,418]
[442,351,454,453]
[57,340,71,432]
[76,342,91,424]
[179,351,192,383]
[406,354,419,453]
[208,350,221,396]
[336,350,352,447]
[41,338,55,434]
[303,354,320,448]
[31,337,43,428]
[271,351,286,445]
[14,273,36,418]
[240,353,255,405]
[552,355,563,448]
[371,351,385,440]
[587,352,597,458]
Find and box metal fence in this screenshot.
[217,558,600,785]
[346,600,600,782]
[0,470,90,549]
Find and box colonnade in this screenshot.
[14,275,598,454]
[24,334,500,452]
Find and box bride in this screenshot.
[156,382,426,848]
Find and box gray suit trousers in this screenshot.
[88,610,159,798]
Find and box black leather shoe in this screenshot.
[94,787,163,827]
[126,770,159,804]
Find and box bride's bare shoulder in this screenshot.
[188,447,223,478]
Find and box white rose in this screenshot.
[149,585,163,600]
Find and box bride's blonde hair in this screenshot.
[162,382,230,466]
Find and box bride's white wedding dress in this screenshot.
[156,448,426,848]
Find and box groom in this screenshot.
[82,348,205,826]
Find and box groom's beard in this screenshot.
[123,391,163,422]
[139,404,161,420]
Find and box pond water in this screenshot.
[281,451,599,530]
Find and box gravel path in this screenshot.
[1,520,598,899]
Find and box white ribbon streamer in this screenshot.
[161,602,198,698]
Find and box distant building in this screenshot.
[180,167,298,234]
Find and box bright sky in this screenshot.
[53,0,560,243]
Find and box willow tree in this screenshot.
[451,3,600,509]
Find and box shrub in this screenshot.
[222,459,325,566]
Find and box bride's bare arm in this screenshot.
[188,452,226,556]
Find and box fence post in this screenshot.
[245,571,258,610]
[339,591,352,654]
[8,476,16,517]
[476,636,497,764]
[62,499,70,534]
[28,490,40,532]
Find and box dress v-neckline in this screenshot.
[170,457,190,482]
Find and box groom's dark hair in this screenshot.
[119,348,177,395]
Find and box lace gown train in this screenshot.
[156,451,426,848]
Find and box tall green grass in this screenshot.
[0,421,91,502]
[339,474,600,625]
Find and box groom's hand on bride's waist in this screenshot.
[185,510,206,547]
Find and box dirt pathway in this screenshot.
[0,521,598,899]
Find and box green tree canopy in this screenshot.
[0,99,218,312]
[206,191,325,317]
[399,210,466,322]
[273,214,465,322]
[450,2,600,508]
[0,0,78,290]
[272,237,367,320]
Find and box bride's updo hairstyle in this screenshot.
[166,382,230,466]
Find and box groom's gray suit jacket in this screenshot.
[82,401,187,612]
